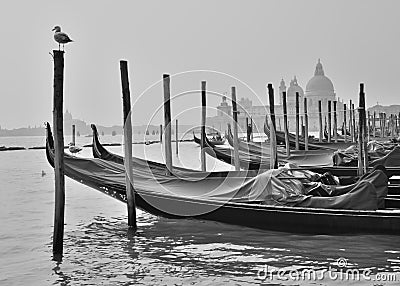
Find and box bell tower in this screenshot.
[217,95,231,116]
[279,78,286,105]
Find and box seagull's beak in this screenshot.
[52,27,56,31]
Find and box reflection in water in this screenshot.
[1,141,399,285]
[52,261,72,286]
[54,211,400,285]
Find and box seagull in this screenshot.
[52,26,73,51]
[68,142,82,156]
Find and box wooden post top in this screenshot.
[53,50,65,55]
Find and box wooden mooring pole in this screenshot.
[250,117,254,141]
[361,84,368,173]
[72,124,75,145]
[383,113,388,138]
[343,103,347,143]
[268,84,278,169]
[175,119,179,154]
[373,111,376,138]
[200,81,207,172]
[357,83,367,176]
[327,100,332,143]
[318,100,323,142]
[333,101,337,143]
[304,97,309,151]
[300,116,304,138]
[352,102,356,142]
[386,113,388,137]
[120,60,136,229]
[390,114,393,138]
[163,74,173,175]
[246,117,250,142]
[367,111,371,142]
[392,114,395,139]
[295,92,300,150]
[52,50,65,260]
[231,86,240,171]
[386,113,389,138]
[383,113,386,138]
[349,100,354,143]
[283,92,290,156]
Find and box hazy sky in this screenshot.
[0,0,399,128]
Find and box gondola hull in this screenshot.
[264,122,354,150]
[47,145,400,235]
[45,123,400,235]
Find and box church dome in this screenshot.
[305,59,334,93]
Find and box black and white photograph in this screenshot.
[1,1,400,285]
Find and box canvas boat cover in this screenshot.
[47,123,388,214]
[203,133,334,168]
[333,141,400,167]
[53,148,388,212]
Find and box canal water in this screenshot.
[0,135,399,285]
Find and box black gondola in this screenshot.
[264,122,354,150]
[45,123,400,235]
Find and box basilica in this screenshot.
[208,59,345,133]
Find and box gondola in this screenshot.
[200,134,274,170]
[187,131,271,170]
[0,146,25,151]
[201,128,400,177]
[192,132,225,147]
[264,122,354,150]
[45,123,400,235]
[332,140,400,167]
[226,124,334,158]
[324,128,350,143]
[91,124,258,178]
[91,124,194,172]
[263,121,327,150]
[196,129,334,170]
[91,123,400,196]
[195,132,334,169]
[224,126,400,173]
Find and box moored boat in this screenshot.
[45,123,400,235]
[0,145,26,151]
[193,132,226,146]
[264,122,354,150]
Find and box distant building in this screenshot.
[303,59,344,131]
[368,104,400,116]
[207,59,344,133]
[64,109,89,135]
[63,110,123,136]
[63,110,195,137]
